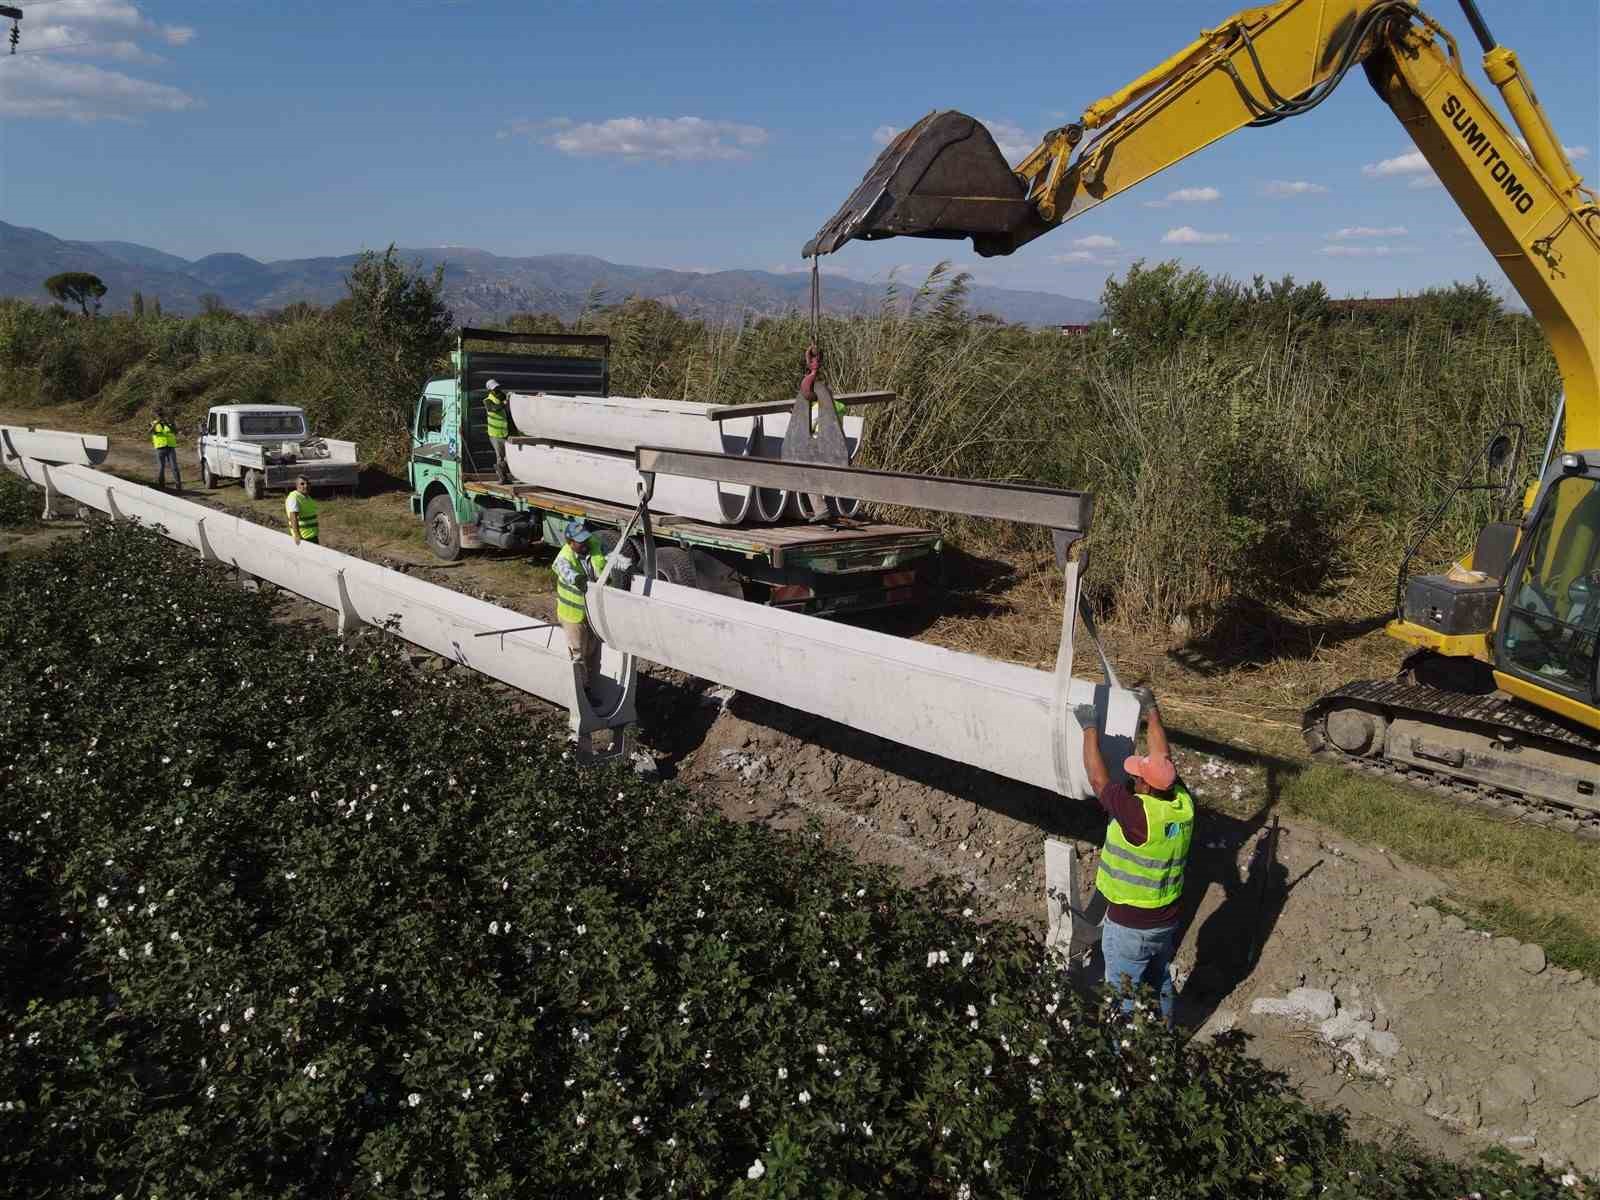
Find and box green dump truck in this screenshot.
[408,328,942,615]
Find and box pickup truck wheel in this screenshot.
[653,546,698,589]
[201,461,219,490]
[243,469,264,501]
[425,495,463,561]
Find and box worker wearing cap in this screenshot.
[1080,690,1193,1025]
[150,412,181,492]
[285,475,319,546]
[484,379,511,484]
[553,519,607,686]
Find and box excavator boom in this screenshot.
[807,0,1596,443]
[808,0,1600,837]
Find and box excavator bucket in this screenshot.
[802,111,1038,258]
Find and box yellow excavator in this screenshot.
[806,0,1600,835]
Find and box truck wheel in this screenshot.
[243,469,264,501]
[201,461,219,490]
[653,546,698,589]
[425,494,463,561]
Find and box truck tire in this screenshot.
[426,494,463,561]
[201,460,220,490]
[653,546,698,589]
[243,469,264,501]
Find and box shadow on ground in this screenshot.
[641,666,1321,1032]
[1168,598,1392,675]
[848,544,1032,639]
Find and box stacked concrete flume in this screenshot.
[504,391,862,526]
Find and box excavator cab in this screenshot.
[802,111,1041,259]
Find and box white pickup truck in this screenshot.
[197,404,359,499]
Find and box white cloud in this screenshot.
[1144,186,1222,208]
[2,1,199,120]
[1262,179,1328,197]
[1362,149,1430,178]
[978,118,1036,163]
[1329,225,1407,240]
[0,56,198,120]
[1161,226,1234,245]
[1048,234,1123,268]
[1321,244,1397,257]
[1570,145,1593,161]
[506,116,769,161]
[871,116,1037,163]
[1406,175,1443,191]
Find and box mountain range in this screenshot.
[0,221,1100,328]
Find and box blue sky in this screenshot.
[1,0,1595,303]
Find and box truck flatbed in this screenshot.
[463,477,939,568]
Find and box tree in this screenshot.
[44,272,108,317]
[341,246,454,460]
[131,291,145,319]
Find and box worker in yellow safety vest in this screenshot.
[1080,689,1193,1025]
[484,379,512,484]
[285,475,320,546]
[150,412,181,492]
[553,519,608,687]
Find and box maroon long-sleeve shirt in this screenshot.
[1097,778,1186,929]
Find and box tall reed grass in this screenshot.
[0,260,1561,631]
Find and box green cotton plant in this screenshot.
[0,471,41,528]
[1,519,1593,1198]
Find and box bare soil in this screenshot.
[8,406,1598,1173]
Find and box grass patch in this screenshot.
[1276,763,1600,975]
[1430,894,1600,978]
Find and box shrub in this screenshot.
[0,471,41,527]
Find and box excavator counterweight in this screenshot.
[802,111,1038,258]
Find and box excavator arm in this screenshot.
[805,0,1597,444]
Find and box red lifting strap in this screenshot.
[801,344,821,404]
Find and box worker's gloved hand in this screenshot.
[1073,703,1098,731]
[1133,685,1157,714]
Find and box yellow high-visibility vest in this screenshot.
[286,491,319,541]
[485,391,509,439]
[553,541,606,623]
[1095,785,1193,908]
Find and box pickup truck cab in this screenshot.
[198,404,360,499]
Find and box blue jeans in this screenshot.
[155,447,180,489]
[1101,917,1178,1022]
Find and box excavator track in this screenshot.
[1304,678,1600,841]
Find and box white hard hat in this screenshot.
[485,379,500,390]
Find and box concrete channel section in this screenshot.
[5,423,1137,934]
